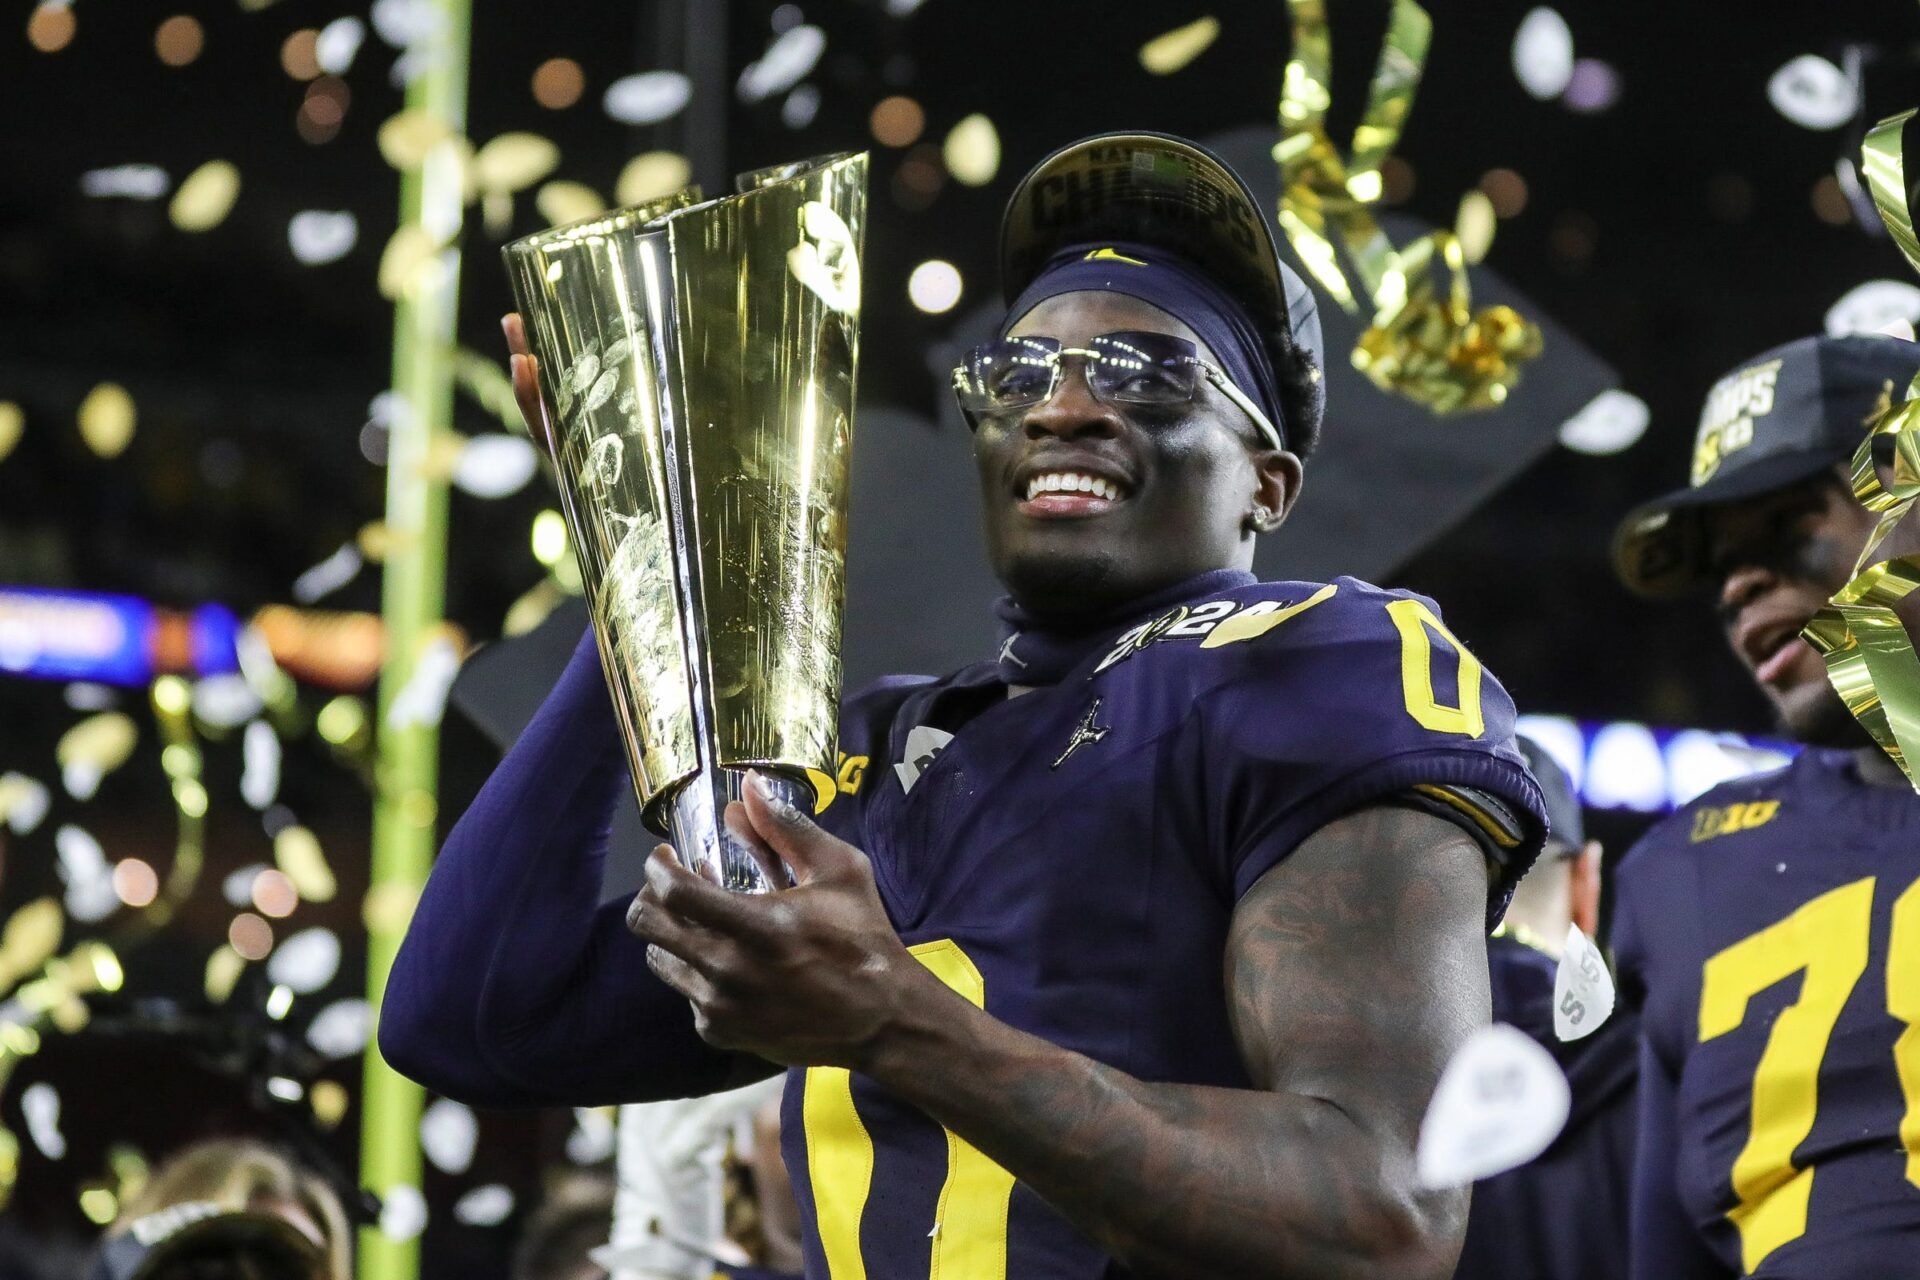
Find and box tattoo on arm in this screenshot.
[864,803,1492,1280]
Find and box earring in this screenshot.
[1248,505,1282,533]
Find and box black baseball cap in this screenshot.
[1516,735,1583,853]
[89,1204,327,1280]
[1613,334,1920,597]
[999,132,1324,376]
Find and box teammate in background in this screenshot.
[1611,334,1920,1277]
[87,1138,350,1280]
[1454,738,1636,1280]
[513,1172,614,1280]
[382,133,1548,1279]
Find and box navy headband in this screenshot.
[1001,241,1287,449]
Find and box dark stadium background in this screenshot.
[2,1,1916,1273]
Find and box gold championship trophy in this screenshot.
[504,153,865,891]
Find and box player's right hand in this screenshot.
[502,312,558,459]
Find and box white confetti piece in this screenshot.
[1416,1024,1570,1189]
[1553,924,1617,1042]
[224,865,269,908]
[267,927,341,994]
[1769,54,1856,131]
[192,674,262,729]
[737,24,825,103]
[315,16,366,74]
[1826,279,1920,339]
[453,434,540,499]
[453,1184,514,1227]
[566,1107,616,1164]
[371,0,439,49]
[894,725,954,795]
[386,636,462,729]
[80,165,170,199]
[421,1099,478,1174]
[781,84,820,130]
[289,211,359,265]
[603,71,692,125]
[21,1083,64,1160]
[241,721,281,810]
[307,998,373,1059]
[55,825,109,883]
[1557,389,1649,456]
[379,1184,428,1242]
[1511,8,1574,101]
[0,774,50,837]
[292,542,364,605]
[63,684,117,712]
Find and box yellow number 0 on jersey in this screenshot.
[1698,874,1920,1273]
[1385,599,1484,737]
[801,939,1016,1279]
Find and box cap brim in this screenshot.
[998,132,1322,371]
[1613,447,1845,598]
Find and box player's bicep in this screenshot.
[1224,802,1491,1141]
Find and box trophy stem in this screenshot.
[664,768,812,892]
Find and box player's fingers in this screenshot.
[643,940,710,1004]
[743,771,859,884]
[501,312,530,358]
[640,841,768,934]
[723,800,789,890]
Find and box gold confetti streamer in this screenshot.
[0,402,22,463]
[274,825,338,903]
[1274,0,1540,413]
[1800,106,1920,789]
[56,712,138,784]
[169,160,240,232]
[77,383,136,459]
[1140,16,1221,75]
[0,900,63,995]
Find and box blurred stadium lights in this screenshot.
[1517,714,1796,814]
[907,259,963,314]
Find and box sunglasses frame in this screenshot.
[951,331,1285,452]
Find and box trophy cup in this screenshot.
[503,153,865,892]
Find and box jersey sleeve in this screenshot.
[1191,580,1547,916]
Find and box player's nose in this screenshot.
[1717,562,1778,625]
[1022,365,1124,442]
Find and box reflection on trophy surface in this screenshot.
[504,152,866,891]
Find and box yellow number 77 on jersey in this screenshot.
[1698,874,1920,1273]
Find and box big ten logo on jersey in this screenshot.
[1691,359,1783,485]
[1689,799,1781,843]
[804,751,869,814]
[1094,585,1339,674]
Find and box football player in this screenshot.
[1611,333,1920,1276]
[382,133,1548,1279]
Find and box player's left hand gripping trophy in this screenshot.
[504,153,865,891]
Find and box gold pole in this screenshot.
[359,1,471,1275]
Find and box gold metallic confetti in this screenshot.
[1800,107,1920,789]
[0,900,63,995]
[311,1080,350,1130]
[942,114,1000,187]
[77,383,135,459]
[536,180,604,228]
[1274,0,1540,413]
[0,402,21,463]
[55,712,138,786]
[378,225,443,300]
[362,883,421,935]
[205,943,246,1003]
[377,110,455,170]
[503,577,565,637]
[615,151,691,207]
[274,825,338,903]
[1455,190,1496,265]
[169,160,240,232]
[1140,16,1221,75]
[473,132,559,194]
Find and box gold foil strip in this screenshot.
[1274,0,1540,414]
[1800,105,1920,789]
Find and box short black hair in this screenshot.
[1269,324,1325,461]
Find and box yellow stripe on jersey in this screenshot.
[1198,583,1338,649]
[803,1064,875,1279]
[910,940,1016,1280]
[1412,783,1521,850]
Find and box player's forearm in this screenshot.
[861,992,1463,1280]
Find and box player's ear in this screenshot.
[1570,839,1603,939]
[1248,447,1303,529]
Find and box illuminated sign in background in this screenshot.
[1516,714,1797,815]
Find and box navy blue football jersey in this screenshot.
[779,575,1546,1280]
[1613,747,1920,1276]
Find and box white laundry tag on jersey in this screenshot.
[894,725,955,795]
[1415,1023,1571,1190]
[1553,923,1616,1042]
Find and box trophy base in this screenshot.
[664,769,812,893]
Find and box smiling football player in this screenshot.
[382,133,1548,1280]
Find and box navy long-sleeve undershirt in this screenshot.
[377,629,741,1107]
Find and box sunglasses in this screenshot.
[950,330,1284,451]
